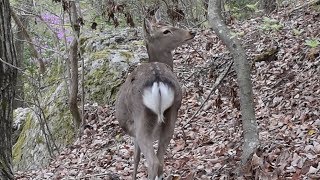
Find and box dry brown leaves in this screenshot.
[16,3,320,180]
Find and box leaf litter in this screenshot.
[16,2,320,180]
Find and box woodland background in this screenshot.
[0,0,319,179]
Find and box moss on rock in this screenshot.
[13,27,147,171]
[52,103,74,145]
[91,49,111,60]
[85,58,122,104]
[120,51,133,61]
[13,112,33,164]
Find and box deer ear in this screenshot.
[143,18,153,38]
[154,9,161,23]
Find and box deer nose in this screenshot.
[190,31,196,37]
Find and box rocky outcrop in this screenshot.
[13,28,148,171]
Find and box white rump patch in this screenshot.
[142,82,174,123]
[155,174,164,180]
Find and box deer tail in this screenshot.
[142,81,174,123]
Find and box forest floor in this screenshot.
[16,3,320,180]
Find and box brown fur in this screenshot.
[115,10,195,180]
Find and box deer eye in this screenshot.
[163,30,171,34]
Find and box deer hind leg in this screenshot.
[135,118,160,180]
[156,108,177,179]
[133,139,141,180]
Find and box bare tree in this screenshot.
[68,1,82,133]
[12,0,33,109]
[208,0,259,173]
[0,0,17,179]
[13,11,25,108]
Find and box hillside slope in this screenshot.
[16,4,320,180]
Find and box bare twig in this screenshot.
[288,0,320,14]
[0,57,24,72]
[14,38,64,55]
[191,45,206,61]
[0,57,36,81]
[80,39,85,138]
[183,61,233,128]
[192,19,207,28]
[22,86,59,158]
[10,6,46,73]
[77,172,118,180]
[61,3,71,96]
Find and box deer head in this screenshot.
[115,10,195,180]
[143,10,196,69]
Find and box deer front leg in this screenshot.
[133,138,141,180]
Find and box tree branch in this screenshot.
[184,61,233,128]
[10,6,46,73]
[0,57,36,81]
[288,0,320,14]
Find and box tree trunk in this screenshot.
[13,0,32,108]
[12,11,26,145]
[13,14,25,109]
[208,0,259,172]
[0,0,17,179]
[68,1,82,133]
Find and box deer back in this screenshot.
[115,62,182,137]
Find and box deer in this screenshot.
[115,10,196,180]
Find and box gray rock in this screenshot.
[13,27,148,171]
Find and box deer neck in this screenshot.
[146,44,173,69]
